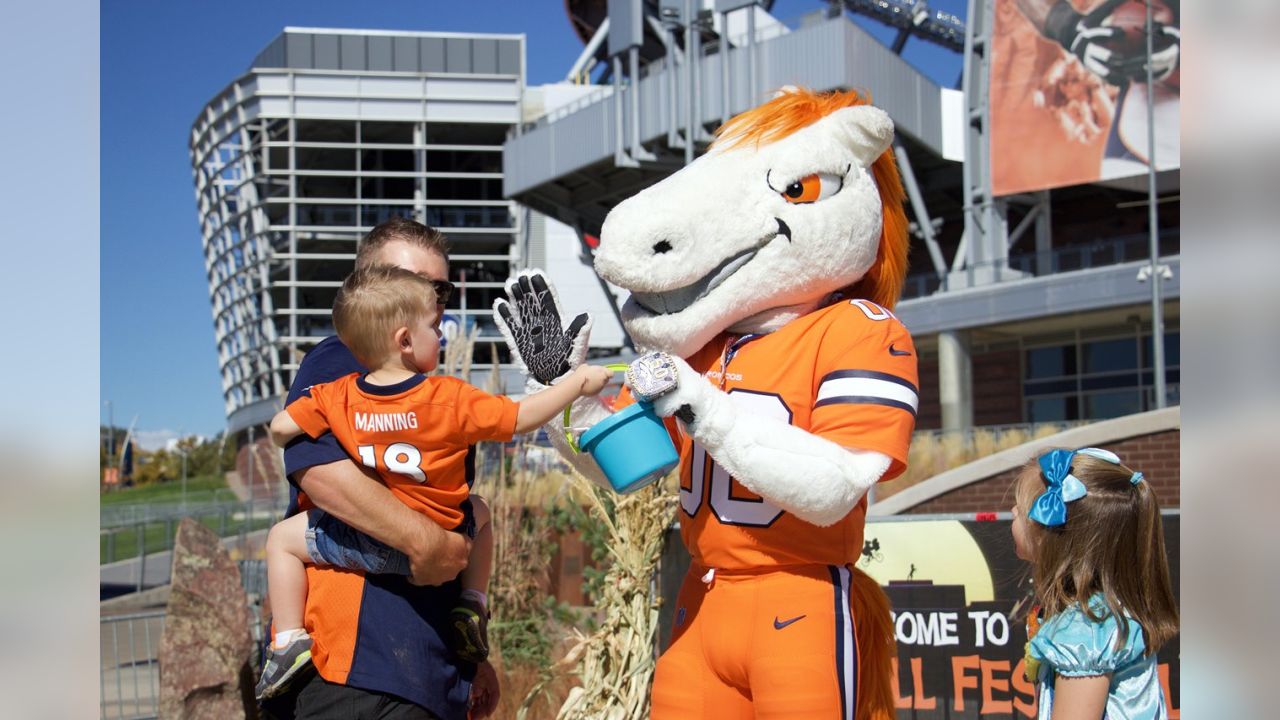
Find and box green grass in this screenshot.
[100,514,275,564]
[99,474,238,506]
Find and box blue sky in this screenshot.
[100,0,965,445]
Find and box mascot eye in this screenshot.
[779,172,843,204]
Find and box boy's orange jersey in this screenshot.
[287,373,518,529]
[627,299,918,570]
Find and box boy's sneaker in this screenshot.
[448,598,489,664]
[255,633,314,700]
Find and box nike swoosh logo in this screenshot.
[774,614,806,630]
[888,343,912,357]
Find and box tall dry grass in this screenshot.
[876,422,1076,500]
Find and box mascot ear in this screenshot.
[825,104,895,168]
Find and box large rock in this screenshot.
[158,518,257,719]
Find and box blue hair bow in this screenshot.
[1027,449,1090,527]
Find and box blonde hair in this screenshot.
[332,266,438,369]
[1014,450,1179,654]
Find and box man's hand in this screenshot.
[297,460,470,586]
[468,660,501,718]
[408,526,471,586]
[493,269,592,385]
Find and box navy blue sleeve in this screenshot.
[283,335,366,484]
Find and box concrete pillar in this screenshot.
[939,330,974,431]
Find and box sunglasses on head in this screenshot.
[428,279,454,305]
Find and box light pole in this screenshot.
[180,444,188,511]
[1143,0,1168,409]
[105,400,114,463]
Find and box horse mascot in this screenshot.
[495,87,915,720]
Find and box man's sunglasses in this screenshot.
[428,279,455,305]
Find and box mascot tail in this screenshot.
[851,566,896,720]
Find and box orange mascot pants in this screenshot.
[651,564,894,720]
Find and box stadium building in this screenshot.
[505,0,1180,433]
[191,1,1179,501]
[190,27,625,441]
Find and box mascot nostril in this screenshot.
[652,240,674,254]
[775,218,792,242]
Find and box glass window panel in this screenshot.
[297,204,356,226]
[1080,373,1140,392]
[426,206,512,229]
[425,122,506,146]
[1026,346,1075,379]
[425,177,503,200]
[268,147,290,170]
[1083,337,1137,374]
[1028,396,1078,423]
[360,121,414,144]
[426,149,501,173]
[1085,390,1141,420]
[1024,379,1077,396]
[1165,332,1179,366]
[360,205,415,227]
[361,176,415,200]
[297,176,356,199]
[295,147,355,171]
[1141,332,1180,368]
[296,119,355,143]
[266,202,288,225]
[362,149,416,172]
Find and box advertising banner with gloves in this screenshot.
[990,0,1181,195]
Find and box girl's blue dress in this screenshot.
[1030,595,1167,719]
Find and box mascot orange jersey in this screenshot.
[674,299,917,571]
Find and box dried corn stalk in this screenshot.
[520,474,675,720]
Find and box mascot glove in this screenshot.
[650,356,892,527]
[492,269,593,386]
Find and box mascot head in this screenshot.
[595,88,909,357]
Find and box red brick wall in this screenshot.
[916,349,1023,431]
[905,429,1180,514]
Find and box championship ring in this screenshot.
[626,351,679,402]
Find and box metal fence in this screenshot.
[101,498,248,528]
[99,560,268,719]
[101,500,287,565]
[100,611,164,720]
[900,230,1181,301]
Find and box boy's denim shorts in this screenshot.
[303,499,476,576]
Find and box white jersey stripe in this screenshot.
[838,565,854,720]
[817,377,920,412]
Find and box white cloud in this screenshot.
[131,429,180,452]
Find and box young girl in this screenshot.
[1011,447,1179,719]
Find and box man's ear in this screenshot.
[394,326,412,351]
[823,104,894,168]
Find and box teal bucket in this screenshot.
[578,402,679,494]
